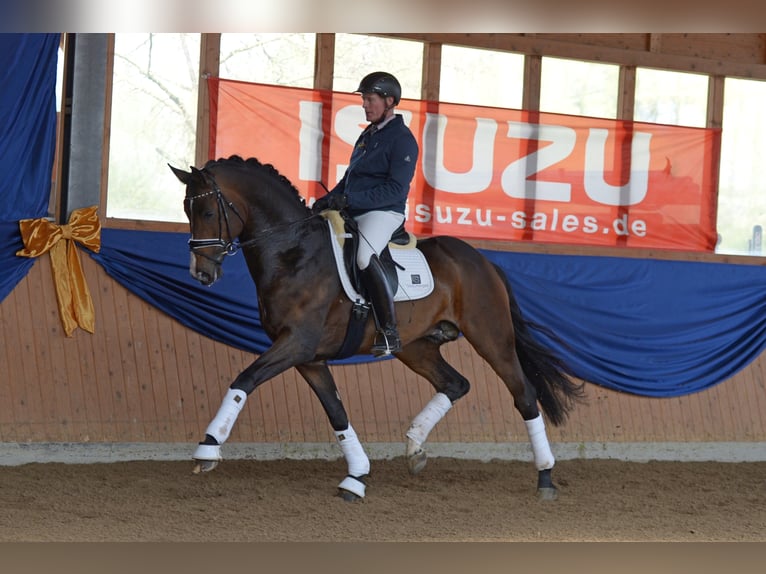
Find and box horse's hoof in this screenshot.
[192,459,219,474]
[407,447,428,475]
[536,486,558,501]
[337,488,363,502]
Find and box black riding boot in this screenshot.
[361,255,401,357]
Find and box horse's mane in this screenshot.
[204,155,307,207]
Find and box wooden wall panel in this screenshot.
[1,253,765,450]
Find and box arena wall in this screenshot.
[3,33,766,464]
[1,252,763,464]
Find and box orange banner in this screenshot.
[209,77,720,251]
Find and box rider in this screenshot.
[312,71,419,357]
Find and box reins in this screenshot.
[185,169,320,258]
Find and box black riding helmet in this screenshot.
[355,71,402,105]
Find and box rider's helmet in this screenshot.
[355,71,402,105]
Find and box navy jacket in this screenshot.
[328,114,418,217]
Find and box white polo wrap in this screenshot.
[335,424,370,478]
[406,392,452,448]
[205,388,248,444]
[338,475,367,498]
[193,443,222,461]
[525,414,555,470]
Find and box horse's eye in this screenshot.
[203,210,215,219]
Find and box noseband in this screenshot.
[184,173,245,261]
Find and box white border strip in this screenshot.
[0,441,764,466]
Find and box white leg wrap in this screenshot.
[338,475,367,498]
[525,414,555,470]
[406,392,452,453]
[335,424,370,477]
[193,443,222,461]
[205,388,248,444]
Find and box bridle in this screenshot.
[184,169,322,261]
[184,176,245,261]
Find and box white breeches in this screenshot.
[354,210,405,269]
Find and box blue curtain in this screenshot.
[90,228,273,353]
[482,251,766,397]
[0,33,60,301]
[90,227,766,398]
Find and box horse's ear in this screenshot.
[168,164,192,185]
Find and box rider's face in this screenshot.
[361,93,391,123]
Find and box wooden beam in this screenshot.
[707,75,725,129]
[313,33,335,91]
[195,34,220,168]
[617,65,636,120]
[386,33,766,80]
[98,34,114,225]
[421,42,442,102]
[648,33,663,54]
[522,54,541,111]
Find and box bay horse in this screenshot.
[170,155,585,501]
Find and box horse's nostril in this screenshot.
[195,271,212,285]
[196,268,222,286]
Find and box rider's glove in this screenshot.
[312,193,348,213]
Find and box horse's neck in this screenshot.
[240,198,335,324]
[238,186,308,242]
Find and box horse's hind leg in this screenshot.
[461,321,558,500]
[395,337,470,475]
[296,362,370,501]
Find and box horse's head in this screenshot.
[169,164,246,286]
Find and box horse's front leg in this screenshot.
[296,363,370,501]
[192,337,311,473]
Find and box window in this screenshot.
[540,57,619,119]
[332,34,423,98]
[106,33,200,223]
[219,33,315,87]
[98,33,766,258]
[716,77,766,255]
[440,45,523,108]
[634,68,708,128]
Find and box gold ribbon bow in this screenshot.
[17,206,101,336]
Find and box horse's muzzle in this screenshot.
[190,252,222,286]
[192,269,220,286]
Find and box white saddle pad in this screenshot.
[324,219,434,303]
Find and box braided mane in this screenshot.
[204,155,307,207]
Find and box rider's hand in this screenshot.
[311,195,330,213]
[312,193,347,213]
[327,193,348,211]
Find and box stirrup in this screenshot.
[371,329,401,357]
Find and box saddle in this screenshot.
[322,210,432,301]
[340,215,408,295]
[320,210,434,359]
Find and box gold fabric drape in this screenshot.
[17,206,101,336]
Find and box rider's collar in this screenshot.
[371,114,395,130]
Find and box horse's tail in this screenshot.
[492,263,586,426]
